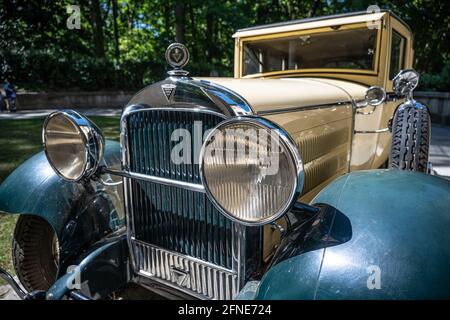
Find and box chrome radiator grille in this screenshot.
[127,109,225,183]
[129,179,233,269]
[122,108,254,299]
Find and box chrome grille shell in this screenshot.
[121,104,258,299]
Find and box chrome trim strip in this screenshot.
[233,223,247,290]
[120,107,138,272]
[349,100,356,173]
[255,101,350,116]
[103,168,206,193]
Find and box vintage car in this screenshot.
[1,10,449,300]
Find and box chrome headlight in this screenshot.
[43,110,104,181]
[200,117,304,226]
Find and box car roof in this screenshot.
[233,10,411,38]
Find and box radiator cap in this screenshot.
[165,42,189,76]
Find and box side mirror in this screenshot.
[393,69,419,98]
[356,86,386,109]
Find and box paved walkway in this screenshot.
[0,108,122,119]
[0,277,21,300]
[430,125,450,178]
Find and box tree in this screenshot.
[0,0,448,91]
[174,1,186,44]
[90,0,105,58]
[111,0,120,63]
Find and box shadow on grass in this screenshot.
[0,115,120,286]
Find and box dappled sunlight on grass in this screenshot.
[0,119,43,182]
[89,116,120,141]
[0,213,17,285]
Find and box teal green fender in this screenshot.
[46,233,129,300]
[0,140,125,273]
[256,170,450,299]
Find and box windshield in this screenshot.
[242,27,378,76]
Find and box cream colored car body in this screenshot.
[200,11,414,259]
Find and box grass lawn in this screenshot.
[0,115,120,286]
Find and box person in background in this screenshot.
[3,79,17,112]
[0,87,6,112]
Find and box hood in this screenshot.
[126,76,367,117]
[198,77,367,114]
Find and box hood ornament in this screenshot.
[165,43,190,77]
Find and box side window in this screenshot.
[389,30,406,79]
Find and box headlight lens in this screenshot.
[200,118,303,225]
[43,110,104,181]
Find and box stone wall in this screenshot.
[415,92,450,126]
[16,91,135,109]
[13,91,450,127]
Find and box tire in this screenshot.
[389,102,431,172]
[12,215,59,292]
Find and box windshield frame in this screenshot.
[238,22,382,78]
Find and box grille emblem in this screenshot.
[161,83,176,102]
[170,266,190,286]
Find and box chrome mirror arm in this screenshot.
[354,99,369,109]
[356,105,377,115]
[405,91,415,102]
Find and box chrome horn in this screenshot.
[355,86,387,113]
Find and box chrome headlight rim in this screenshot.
[199,116,304,226]
[42,110,105,182]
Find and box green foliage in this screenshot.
[0,0,449,91]
[419,59,450,92]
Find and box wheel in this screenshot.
[12,215,59,292]
[389,102,431,172]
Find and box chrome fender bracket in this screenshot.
[354,118,393,134]
[354,127,390,134]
